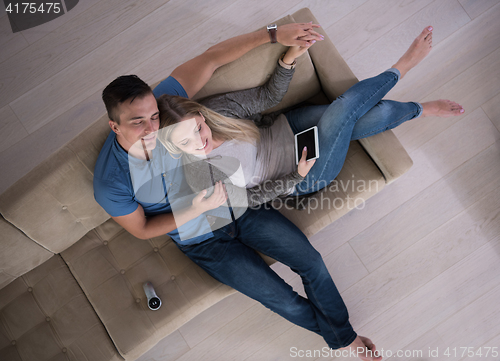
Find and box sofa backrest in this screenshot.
[192,15,321,113]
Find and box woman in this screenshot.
[157,26,464,209]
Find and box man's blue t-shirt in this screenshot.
[93,76,215,244]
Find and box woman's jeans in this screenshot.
[285,68,422,195]
[177,206,357,349]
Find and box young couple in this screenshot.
[94,21,463,361]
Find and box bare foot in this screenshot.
[341,335,383,361]
[392,26,433,79]
[421,100,465,117]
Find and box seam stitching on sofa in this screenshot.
[59,254,123,358]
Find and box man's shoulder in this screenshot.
[93,131,129,187]
[152,76,188,98]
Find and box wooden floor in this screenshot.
[2,0,500,360]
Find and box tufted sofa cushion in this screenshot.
[60,219,235,360]
[0,255,122,361]
[0,118,111,255]
[0,216,53,290]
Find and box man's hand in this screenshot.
[111,182,227,240]
[277,22,323,47]
[191,181,228,214]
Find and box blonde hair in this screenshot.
[157,95,260,155]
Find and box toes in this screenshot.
[421,26,433,40]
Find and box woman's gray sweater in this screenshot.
[181,60,303,213]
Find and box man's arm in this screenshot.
[111,182,228,240]
[171,22,323,98]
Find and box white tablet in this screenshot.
[295,126,319,165]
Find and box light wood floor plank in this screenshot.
[0,13,29,64]
[178,293,255,349]
[0,0,169,111]
[272,240,370,307]
[345,0,470,79]
[355,239,500,353]
[421,45,500,110]
[244,325,325,361]
[435,283,500,351]
[0,91,103,194]
[393,42,500,153]
[482,93,500,133]
[459,333,500,361]
[349,139,500,272]
[327,0,434,61]
[174,303,293,361]
[320,242,369,293]
[0,105,28,154]
[285,0,370,31]
[20,0,104,44]
[130,0,304,86]
[386,1,500,107]
[459,0,500,19]
[343,182,500,330]
[8,0,239,134]
[385,328,444,361]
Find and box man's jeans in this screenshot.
[285,68,422,195]
[177,206,357,349]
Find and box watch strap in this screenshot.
[267,24,277,44]
[279,53,296,69]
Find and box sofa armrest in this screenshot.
[357,131,413,184]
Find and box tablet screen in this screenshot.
[296,127,317,161]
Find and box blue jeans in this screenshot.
[285,69,422,195]
[177,207,357,349]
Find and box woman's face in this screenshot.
[169,113,214,155]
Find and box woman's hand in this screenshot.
[297,146,316,177]
[191,181,228,214]
[282,39,316,66]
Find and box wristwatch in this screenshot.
[267,24,277,43]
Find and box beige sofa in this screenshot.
[0,8,412,361]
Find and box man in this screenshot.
[94,21,381,361]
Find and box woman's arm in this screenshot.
[230,145,315,207]
[199,60,294,119]
[199,45,312,120]
[233,171,305,207]
[183,148,314,208]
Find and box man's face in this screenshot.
[110,93,159,156]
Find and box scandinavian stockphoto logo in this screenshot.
[4,0,79,33]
